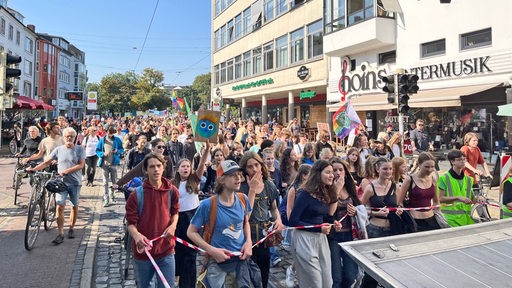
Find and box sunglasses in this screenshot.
[156,145,166,149]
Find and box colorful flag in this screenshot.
[176,97,185,111]
[332,102,362,140]
[171,88,179,110]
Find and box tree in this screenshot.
[98,72,138,115]
[191,73,211,107]
[132,68,172,111]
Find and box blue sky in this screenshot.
[10,0,212,86]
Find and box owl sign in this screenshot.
[195,110,221,143]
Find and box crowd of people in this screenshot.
[14,113,512,288]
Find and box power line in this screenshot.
[133,0,160,72]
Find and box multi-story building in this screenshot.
[0,4,37,102]
[212,0,328,133]
[324,0,512,151]
[35,33,59,115]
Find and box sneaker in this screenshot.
[52,234,64,245]
[286,265,295,288]
[103,199,109,207]
[271,256,282,267]
[109,192,115,203]
[68,229,75,239]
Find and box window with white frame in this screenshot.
[421,39,445,58]
[215,30,221,50]
[59,71,70,84]
[227,20,234,43]
[276,0,288,16]
[8,25,13,40]
[276,34,288,68]
[23,81,31,97]
[235,55,242,79]
[307,20,322,59]
[243,51,251,77]
[264,0,274,22]
[215,0,221,16]
[252,0,263,30]
[235,13,242,39]
[214,65,220,84]
[221,62,227,83]
[253,47,262,74]
[25,37,34,53]
[243,7,252,34]
[290,28,304,64]
[325,0,346,33]
[227,59,234,81]
[220,25,227,47]
[263,42,274,71]
[461,28,492,50]
[0,18,5,35]
[24,59,33,76]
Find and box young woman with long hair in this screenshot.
[398,152,441,232]
[358,155,378,200]
[346,147,364,186]
[288,160,341,288]
[171,141,210,288]
[392,156,409,188]
[328,157,362,288]
[239,151,283,288]
[360,157,402,288]
[301,142,316,165]
[203,148,225,195]
[280,147,299,191]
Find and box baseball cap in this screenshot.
[217,160,242,177]
[375,138,386,144]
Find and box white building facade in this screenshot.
[324,0,512,151]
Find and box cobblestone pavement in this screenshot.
[89,190,297,288]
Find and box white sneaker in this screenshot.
[286,265,295,288]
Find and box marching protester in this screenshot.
[187,160,256,288]
[125,153,180,288]
[239,151,283,288]
[96,127,124,207]
[27,127,85,244]
[461,132,492,186]
[82,127,100,186]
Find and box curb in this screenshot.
[80,197,102,288]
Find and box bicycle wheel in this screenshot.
[470,204,492,223]
[24,189,44,251]
[9,139,18,155]
[13,172,23,205]
[44,190,56,231]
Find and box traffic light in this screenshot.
[407,74,419,94]
[381,74,396,104]
[1,52,22,96]
[397,74,410,114]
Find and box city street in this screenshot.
[0,153,502,288]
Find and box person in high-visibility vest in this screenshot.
[502,166,512,219]
[438,149,482,227]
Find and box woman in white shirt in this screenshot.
[82,127,100,186]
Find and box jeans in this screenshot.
[102,165,118,199]
[269,246,280,263]
[134,254,175,288]
[328,231,358,288]
[175,210,197,288]
[252,245,270,288]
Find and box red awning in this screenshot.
[13,96,54,111]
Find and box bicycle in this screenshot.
[470,176,501,223]
[24,170,60,250]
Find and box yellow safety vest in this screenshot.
[440,173,474,227]
[502,178,512,219]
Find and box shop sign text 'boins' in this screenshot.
[338,56,492,97]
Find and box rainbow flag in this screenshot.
[332,102,362,140]
[176,97,185,111]
[171,88,179,110]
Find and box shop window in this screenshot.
[379,50,396,64]
[421,39,445,58]
[461,28,492,50]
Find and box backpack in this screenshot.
[203,192,246,244]
[135,185,174,216]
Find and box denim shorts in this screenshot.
[367,223,391,239]
[55,184,81,207]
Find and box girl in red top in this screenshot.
[460,132,492,186]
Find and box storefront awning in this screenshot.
[12,95,54,111]
[328,83,502,112]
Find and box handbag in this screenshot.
[263,226,283,248]
[433,209,450,228]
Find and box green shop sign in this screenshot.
[300,91,316,99]
[232,78,274,91]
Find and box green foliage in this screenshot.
[192,73,211,107]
